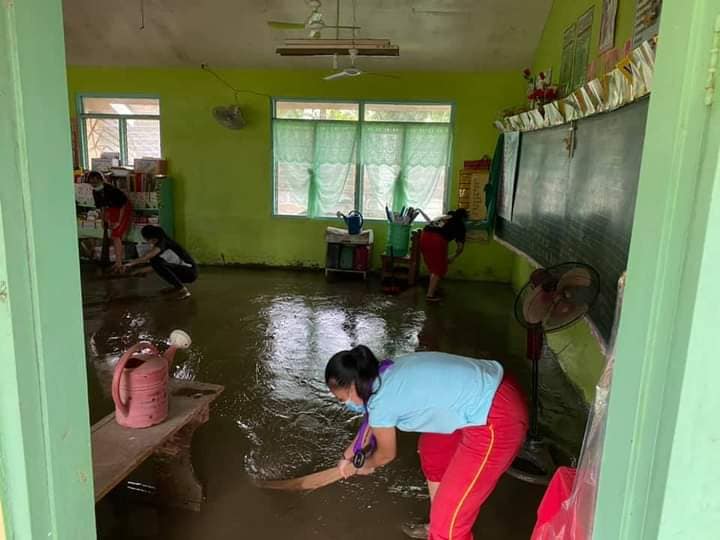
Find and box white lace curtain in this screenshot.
[273,119,451,218]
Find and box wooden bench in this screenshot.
[92,379,224,511]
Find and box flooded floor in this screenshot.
[83,267,587,539]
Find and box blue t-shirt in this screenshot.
[367,352,504,434]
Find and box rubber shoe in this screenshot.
[401,522,429,539]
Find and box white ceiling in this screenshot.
[62,0,552,71]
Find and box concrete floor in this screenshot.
[82,267,587,539]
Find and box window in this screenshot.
[79,96,161,168]
[272,100,453,219]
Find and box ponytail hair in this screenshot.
[449,208,469,221]
[325,345,380,403]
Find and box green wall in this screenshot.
[533,0,637,78]
[66,67,524,281]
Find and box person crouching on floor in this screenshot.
[123,225,197,299]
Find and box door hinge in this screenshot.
[705,15,720,106]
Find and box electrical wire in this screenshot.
[200,64,272,99]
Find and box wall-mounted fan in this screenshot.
[508,262,600,485]
[267,0,360,39]
[213,105,246,130]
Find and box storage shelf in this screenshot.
[77,204,159,213]
[325,267,368,278]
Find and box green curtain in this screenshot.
[361,122,451,219]
[273,119,358,217]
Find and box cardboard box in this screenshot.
[133,158,168,175]
[91,158,114,172]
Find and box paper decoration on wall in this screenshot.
[498,132,520,221]
[599,0,618,53]
[633,0,663,47]
[571,8,595,92]
[559,23,576,96]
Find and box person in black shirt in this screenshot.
[123,225,198,299]
[419,208,468,301]
[88,171,133,270]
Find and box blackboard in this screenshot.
[496,99,649,343]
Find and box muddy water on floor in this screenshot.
[83,267,585,539]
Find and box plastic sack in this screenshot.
[531,273,626,540]
[530,356,614,539]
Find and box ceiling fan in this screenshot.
[267,0,360,39]
[323,49,397,81]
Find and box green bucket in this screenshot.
[387,223,412,257]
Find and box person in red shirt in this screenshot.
[87,171,133,271]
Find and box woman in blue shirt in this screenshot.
[326,345,528,540]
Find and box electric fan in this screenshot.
[507,262,600,485]
[212,105,246,130]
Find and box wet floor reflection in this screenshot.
[84,267,586,539]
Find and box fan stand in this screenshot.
[507,325,557,485]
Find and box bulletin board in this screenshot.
[559,23,576,96]
[633,0,663,47]
[457,165,491,242]
[571,7,595,91]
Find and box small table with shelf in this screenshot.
[324,228,374,280]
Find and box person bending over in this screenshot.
[326,345,528,540]
[419,208,468,301]
[87,171,133,271]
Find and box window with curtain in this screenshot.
[273,100,453,219]
[79,96,161,168]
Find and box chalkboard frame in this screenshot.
[496,98,649,343]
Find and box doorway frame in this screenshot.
[0,0,95,537]
[2,0,720,538]
[593,0,720,538]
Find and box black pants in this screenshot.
[150,258,197,289]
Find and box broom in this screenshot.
[99,221,111,268]
[255,467,344,491]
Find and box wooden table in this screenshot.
[92,379,223,511]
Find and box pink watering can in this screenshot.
[111,330,192,429]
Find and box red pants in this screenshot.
[106,202,132,239]
[420,230,449,277]
[419,376,528,540]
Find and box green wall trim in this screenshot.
[0,0,95,538]
[594,0,720,537]
[66,67,524,282]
